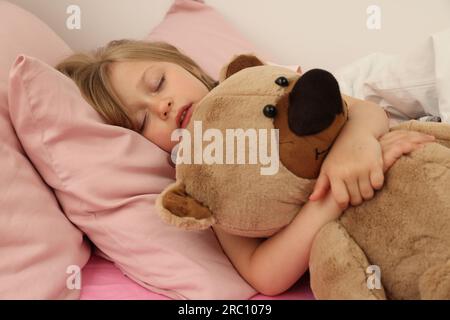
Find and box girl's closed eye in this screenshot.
[152,74,165,93]
[140,74,164,132]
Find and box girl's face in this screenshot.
[108,60,209,153]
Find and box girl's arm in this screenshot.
[309,95,390,208]
[341,95,390,139]
[213,192,342,296]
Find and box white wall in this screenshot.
[7,0,450,71]
[8,0,172,51]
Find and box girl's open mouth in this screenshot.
[179,104,193,128]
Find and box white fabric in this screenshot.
[433,28,450,123]
[334,28,450,126]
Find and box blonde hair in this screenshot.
[55,39,217,132]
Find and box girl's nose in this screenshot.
[156,98,173,120]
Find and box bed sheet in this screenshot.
[80,255,314,300]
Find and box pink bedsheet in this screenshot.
[80,255,314,300]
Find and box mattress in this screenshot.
[80,255,314,300]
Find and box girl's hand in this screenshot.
[379,130,435,172]
[309,132,384,209]
[309,130,436,209]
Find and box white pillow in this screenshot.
[335,37,441,126]
[432,28,450,123]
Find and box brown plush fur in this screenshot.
[156,55,450,299]
[310,120,450,299]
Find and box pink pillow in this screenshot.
[8,55,257,300]
[146,0,273,80]
[0,2,90,299]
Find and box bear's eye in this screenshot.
[263,104,277,118]
[275,76,289,87]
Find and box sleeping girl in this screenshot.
[55,39,435,296]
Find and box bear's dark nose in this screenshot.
[288,69,343,136]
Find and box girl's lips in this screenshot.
[180,104,194,129]
[177,103,192,128]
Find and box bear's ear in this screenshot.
[219,54,265,82]
[156,181,216,230]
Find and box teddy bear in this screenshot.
[156,54,450,299]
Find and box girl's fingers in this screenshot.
[381,131,435,145]
[346,178,363,206]
[370,167,385,189]
[358,174,375,201]
[383,155,396,173]
[382,140,429,172]
[409,133,435,143]
[330,178,350,209]
[382,142,402,172]
[309,173,330,201]
[398,132,435,145]
[379,130,408,145]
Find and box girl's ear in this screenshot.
[219,54,265,83]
